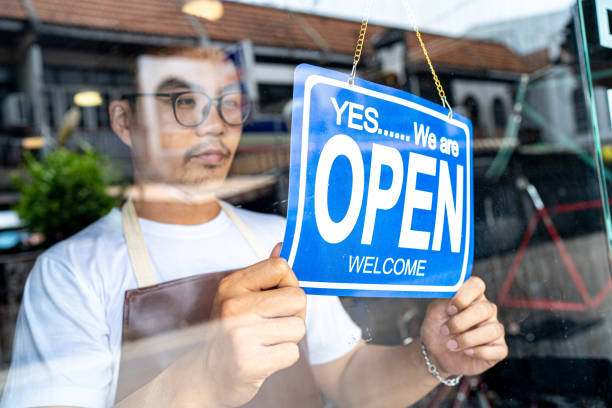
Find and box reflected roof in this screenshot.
[3,0,26,20]
[406,31,533,73]
[2,0,533,73]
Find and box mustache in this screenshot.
[183,140,231,163]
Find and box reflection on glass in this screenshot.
[0,0,612,407]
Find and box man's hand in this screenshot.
[202,243,307,407]
[420,276,507,377]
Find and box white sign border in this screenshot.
[288,74,472,293]
[596,0,612,50]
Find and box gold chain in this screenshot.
[347,0,452,118]
[414,29,447,105]
[349,0,375,86]
[401,0,453,117]
[352,19,368,68]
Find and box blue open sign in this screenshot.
[280,64,474,298]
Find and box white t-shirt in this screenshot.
[0,204,362,408]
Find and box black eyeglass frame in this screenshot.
[121,91,252,127]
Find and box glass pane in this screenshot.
[1,1,612,407]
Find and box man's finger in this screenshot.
[243,257,299,290]
[220,287,306,320]
[270,242,282,258]
[448,276,486,313]
[470,343,508,362]
[253,342,301,379]
[251,286,306,319]
[446,300,497,334]
[218,257,299,298]
[452,322,504,351]
[256,316,306,346]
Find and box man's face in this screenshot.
[129,54,244,190]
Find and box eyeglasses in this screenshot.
[122,91,251,127]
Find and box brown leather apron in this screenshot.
[115,200,322,407]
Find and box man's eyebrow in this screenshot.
[221,82,241,93]
[156,78,201,92]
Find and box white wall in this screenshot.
[376,42,406,84]
[523,65,612,146]
[452,79,513,138]
[253,63,296,85]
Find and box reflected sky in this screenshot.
[233,0,574,35]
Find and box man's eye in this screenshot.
[177,97,197,108]
[222,98,240,108]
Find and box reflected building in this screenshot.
[0,0,545,188]
[0,1,390,186]
[3,2,612,406]
[468,7,612,146]
[371,29,532,141]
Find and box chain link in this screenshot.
[347,0,452,119]
[420,342,463,387]
[401,0,453,118]
[349,0,375,86]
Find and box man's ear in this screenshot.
[109,100,133,147]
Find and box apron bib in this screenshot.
[115,200,322,407]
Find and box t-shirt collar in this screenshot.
[110,205,232,239]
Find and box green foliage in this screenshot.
[12,148,121,245]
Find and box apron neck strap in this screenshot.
[218,201,268,260]
[122,199,157,288]
[121,199,268,288]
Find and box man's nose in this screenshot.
[194,104,225,137]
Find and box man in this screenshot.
[1,47,507,407]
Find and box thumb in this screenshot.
[269,242,282,258]
[427,299,452,322]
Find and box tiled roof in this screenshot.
[523,48,551,71]
[300,13,387,56]
[9,0,383,54]
[31,0,196,37]
[0,0,529,73]
[3,0,27,20]
[406,31,532,73]
[202,2,388,55]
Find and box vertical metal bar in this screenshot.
[575,1,612,261]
